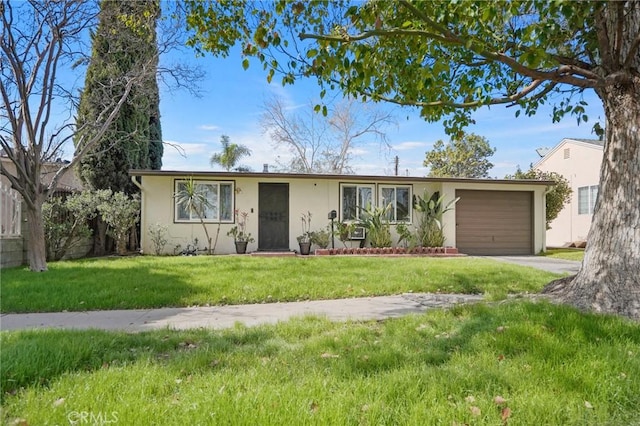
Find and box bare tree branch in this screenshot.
[261,95,395,174]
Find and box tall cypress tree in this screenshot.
[75,0,162,194]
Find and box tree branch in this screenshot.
[623,32,640,69]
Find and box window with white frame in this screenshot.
[174,180,234,222]
[578,185,598,215]
[379,185,412,222]
[340,184,374,221]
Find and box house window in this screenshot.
[341,184,374,221]
[578,185,598,215]
[174,180,234,222]
[379,185,412,222]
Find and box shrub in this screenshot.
[42,191,100,260]
[148,223,168,255]
[311,226,331,249]
[98,191,140,255]
[360,204,393,248]
[414,191,459,247]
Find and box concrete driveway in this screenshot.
[484,256,581,274]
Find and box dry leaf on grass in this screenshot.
[494,395,507,405]
[320,352,339,359]
[501,407,512,422]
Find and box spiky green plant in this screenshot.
[414,192,459,247]
[173,177,213,254]
[360,203,393,248]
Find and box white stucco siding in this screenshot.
[534,139,603,246]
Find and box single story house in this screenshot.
[130,170,553,256]
[533,138,603,247]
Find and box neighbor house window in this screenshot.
[379,185,412,222]
[578,185,598,215]
[175,180,234,222]
[341,184,374,221]
[0,182,21,237]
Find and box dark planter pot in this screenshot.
[299,242,312,255]
[235,241,248,254]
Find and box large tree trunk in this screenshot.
[543,74,640,320]
[25,195,48,272]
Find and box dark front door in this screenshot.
[258,183,289,251]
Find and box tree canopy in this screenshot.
[75,0,163,194]
[186,1,640,319]
[186,1,616,133]
[506,167,572,228]
[424,133,496,178]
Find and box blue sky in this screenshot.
[159,49,605,178]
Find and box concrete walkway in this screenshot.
[1,294,483,333]
[1,255,578,333]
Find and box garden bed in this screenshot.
[315,246,462,256]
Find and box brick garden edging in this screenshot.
[314,247,462,256]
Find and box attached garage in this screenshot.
[455,190,533,255]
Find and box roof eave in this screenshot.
[129,169,554,186]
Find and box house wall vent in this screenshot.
[563,148,570,159]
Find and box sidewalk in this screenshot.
[0,294,483,333]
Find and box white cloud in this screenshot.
[198,125,220,131]
[161,141,211,171]
[391,141,431,151]
[349,148,369,156]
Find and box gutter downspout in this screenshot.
[131,175,143,191]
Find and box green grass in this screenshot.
[540,248,585,261]
[2,301,639,425]
[0,256,560,313]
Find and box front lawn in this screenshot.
[0,256,560,313]
[540,248,585,261]
[2,301,638,425]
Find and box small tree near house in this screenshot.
[506,167,572,229]
[173,177,219,255]
[97,191,140,256]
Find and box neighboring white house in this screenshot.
[130,170,553,256]
[533,138,604,247]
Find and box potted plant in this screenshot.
[297,211,312,255]
[227,210,254,254]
